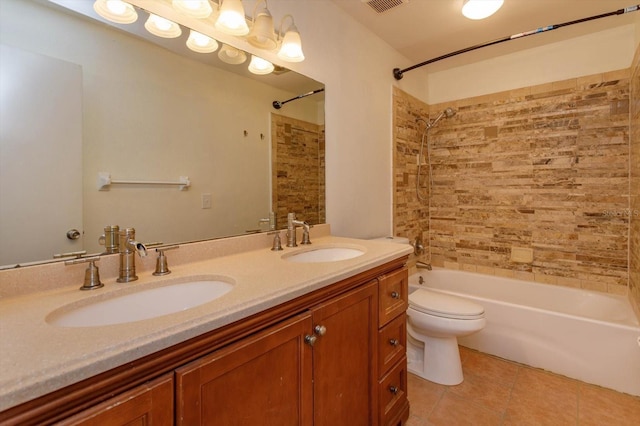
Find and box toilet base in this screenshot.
[407,331,464,386]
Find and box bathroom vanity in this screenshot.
[0,230,411,425]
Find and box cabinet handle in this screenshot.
[391,291,400,299]
[389,338,399,347]
[304,335,317,346]
[389,386,399,395]
[314,324,327,336]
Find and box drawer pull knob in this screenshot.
[389,338,399,347]
[389,386,399,395]
[314,324,327,336]
[304,335,317,346]
[391,291,400,299]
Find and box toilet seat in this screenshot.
[409,289,485,320]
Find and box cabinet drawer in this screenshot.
[378,268,408,327]
[378,357,408,426]
[378,313,406,377]
[57,374,174,426]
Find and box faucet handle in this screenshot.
[300,226,312,245]
[65,256,104,291]
[153,245,179,276]
[269,231,283,251]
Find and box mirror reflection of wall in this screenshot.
[0,0,324,267]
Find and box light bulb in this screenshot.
[187,30,219,53]
[277,26,304,62]
[145,14,182,38]
[215,0,249,36]
[93,0,138,24]
[248,55,274,75]
[172,0,212,19]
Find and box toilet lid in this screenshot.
[409,289,485,319]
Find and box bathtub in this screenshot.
[409,269,640,396]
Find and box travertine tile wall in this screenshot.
[271,114,325,230]
[394,68,631,295]
[630,48,640,318]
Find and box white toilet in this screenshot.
[407,287,486,385]
[369,236,486,385]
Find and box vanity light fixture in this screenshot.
[93,0,137,24]
[145,14,182,38]
[218,43,247,64]
[461,0,504,20]
[277,15,305,63]
[172,0,213,19]
[248,55,274,75]
[247,0,277,50]
[186,30,219,53]
[215,0,250,36]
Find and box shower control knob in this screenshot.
[389,338,399,347]
[391,291,400,299]
[304,335,317,347]
[314,325,327,336]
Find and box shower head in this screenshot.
[443,107,456,118]
[428,107,456,128]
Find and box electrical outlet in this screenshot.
[201,193,212,209]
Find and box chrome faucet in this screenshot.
[287,212,311,247]
[416,261,432,271]
[117,228,147,282]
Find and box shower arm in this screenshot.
[393,4,640,80]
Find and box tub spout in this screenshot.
[416,261,432,271]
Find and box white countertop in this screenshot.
[0,231,412,411]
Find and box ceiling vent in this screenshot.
[362,0,409,14]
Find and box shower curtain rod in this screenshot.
[393,4,640,80]
[272,88,325,109]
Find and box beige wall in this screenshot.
[427,24,637,105]
[628,8,640,319]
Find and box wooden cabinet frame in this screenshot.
[0,256,408,425]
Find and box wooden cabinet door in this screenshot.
[57,374,173,426]
[175,313,313,425]
[311,281,378,426]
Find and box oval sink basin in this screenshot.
[283,247,365,263]
[47,280,233,327]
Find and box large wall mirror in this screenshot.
[0,0,325,268]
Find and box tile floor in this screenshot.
[406,346,640,426]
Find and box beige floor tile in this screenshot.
[503,371,578,426]
[427,392,503,426]
[408,374,446,420]
[578,383,640,426]
[448,370,512,415]
[460,349,520,387]
[407,350,640,426]
[513,366,579,399]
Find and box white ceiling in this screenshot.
[331,0,639,73]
